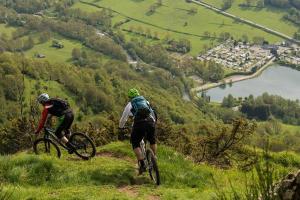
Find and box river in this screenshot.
[204,65,300,102]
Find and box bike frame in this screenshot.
[43,127,69,150]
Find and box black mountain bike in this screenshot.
[120,127,160,185]
[33,127,96,160]
[140,138,160,185]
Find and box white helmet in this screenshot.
[37,93,50,104]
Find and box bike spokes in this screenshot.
[69,133,96,159]
[33,138,61,158]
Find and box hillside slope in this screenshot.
[0,141,245,200]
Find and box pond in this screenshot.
[204,65,300,102]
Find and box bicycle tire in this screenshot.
[146,149,160,185]
[69,132,96,160]
[33,138,61,158]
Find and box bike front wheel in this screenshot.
[33,138,61,158]
[69,132,96,160]
[146,149,160,185]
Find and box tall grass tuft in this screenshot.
[214,139,279,200]
[0,185,12,200]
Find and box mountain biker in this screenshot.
[35,93,75,153]
[119,88,157,174]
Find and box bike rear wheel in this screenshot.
[33,138,61,158]
[69,132,96,160]
[146,149,160,185]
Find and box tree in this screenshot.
[26,36,34,50]
[241,34,249,43]
[204,31,211,38]
[148,5,156,14]
[245,0,252,6]
[222,94,236,108]
[253,36,265,45]
[39,31,51,43]
[146,28,152,38]
[257,0,265,7]
[188,7,198,15]
[153,31,159,39]
[157,0,162,6]
[222,0,234,10]
[72,48,81,60]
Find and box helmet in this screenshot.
[37,93,49,104]
[128,88,139,99]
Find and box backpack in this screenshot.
[47,98,70,116]
[131,96,152,120]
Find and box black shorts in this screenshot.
[131,121,156,149]
[55,112,74,139]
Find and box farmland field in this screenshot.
[202,0,298,37]
[25,34,86,63]
[73,0,282,55]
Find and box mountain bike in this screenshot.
[33,127,96,160]
[119,127,161,185]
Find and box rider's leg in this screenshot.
[133,147,144,160]
[55,116,68,143]
[150,144,157,155]
[131,124,146,173]
[55,112,74,153]
[147,123,157,156]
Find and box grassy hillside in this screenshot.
[0,141,250,200]
[73,0,282,55]
[0,24,16,37]
[203,0,298,37]
[1,141,299,200]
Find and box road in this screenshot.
[190,0,300,44]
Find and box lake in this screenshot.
[204,65,300,102]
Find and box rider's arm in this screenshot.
[147,101,157,122]
[119,102,133,128]
[35,105,52,134]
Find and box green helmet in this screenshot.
[128,88,140,99]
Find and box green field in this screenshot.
[203,0,298,37]
[1,141,298,199]
[25,35,85,63]
[73,0,282,55]
[0,141,278,200]
[0,23,16,37]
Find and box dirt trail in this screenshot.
[96,151,136,163]
[117,186,139,198]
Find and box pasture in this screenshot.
[203,0,298,37]
[73,0,282,55]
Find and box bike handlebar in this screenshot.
[118,126,132,130]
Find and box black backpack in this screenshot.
[47,98,70,116]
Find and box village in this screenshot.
[279,45,300,65]
[197,39,277,72]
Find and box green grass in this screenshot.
[0,23,16,37]
[25,35,84,63]
[203,0,298,37]
[74,0,282,55]
[1,139,300,199]
[282,123,300,134]
[0,141,249,200]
